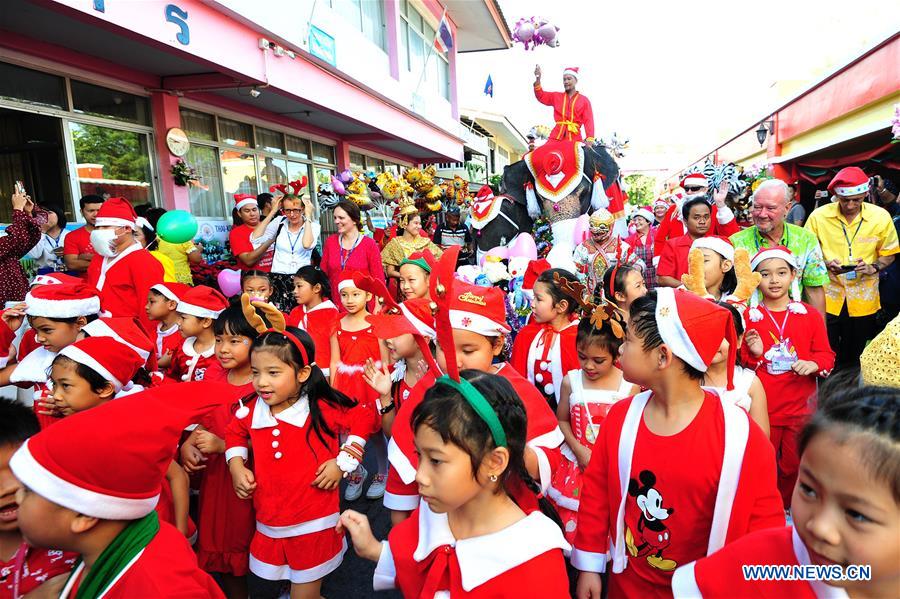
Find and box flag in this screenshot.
[434,13,453,53]
[484,74,494,97]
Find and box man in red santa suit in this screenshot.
[86,197,164,340]
[533,65,595,143]
[654,174,740,263]
[573,288,784,598]
[9,383,230,598]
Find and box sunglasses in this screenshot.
[838,197,863,203]
[684,186,704,193]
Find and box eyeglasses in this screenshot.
[684,186,704,193]
[282,208,303,214]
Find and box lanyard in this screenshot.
[45,232,62,249]
[285,226,304,255]
[754,225,789,251]
[339,233,362,270]
[10,542,27,599]
[840,218,863,260]
[762,306,790,341]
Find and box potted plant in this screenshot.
[170,159,199,187]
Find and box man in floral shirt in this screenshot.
[731,179,828,313]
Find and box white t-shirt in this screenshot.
[26,230,69,271]
[253,217,320,274]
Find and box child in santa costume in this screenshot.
[225,325,373,598]
[552,311,639,543]
[602,263,648,320]
[286,266,339,378]
[329,272,389,501]
[684,236,738,301]
[85,197,164,340]
[0,399,78,598]
[8,382,230,598]
[573,288,784,598]
[145,282,190,372]
[181,298,266,599]
[397,249,436,300]
[0,283,100,429]
[339,370,571,597]
[512,267,581,409]
[743,247,835,508]
[653,174,739,262]
[80,316,160,386]
[672,385,900,599]
[361,289,440,524]
[168,286,228,383]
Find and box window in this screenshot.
[185,145,223,217]
[260,157,288,190]
[71,80,150,125]
[69,122,154,204]
[349,151,365,171]
[0,62,66,109]
[312,141,335,164]
[220,149,257,205]
[329,0,385,50]
[256,127,284,154]
[399,3,450,100]
[286,135,310,159]
[180,108,216,141]
[218,118,253,148]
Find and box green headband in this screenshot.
[399,257,432,273]
[436,375,507,448]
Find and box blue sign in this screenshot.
[165,4,190,45]
[309,25,336,66]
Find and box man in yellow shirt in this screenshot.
[805,167,899,371]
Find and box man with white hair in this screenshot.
[730,179,828,314]
[533,65,595,143]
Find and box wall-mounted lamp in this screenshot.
[756,119,775,146]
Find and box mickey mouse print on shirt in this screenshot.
[625,470,678,572]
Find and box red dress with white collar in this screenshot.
[511,319,580,408]
[167,337,216,383]
[155,322,181,367]
[7,335,60,430]
[287,300,339,376]
[373,500,570,597]
[672,526,844,598]
[224,394,371,582]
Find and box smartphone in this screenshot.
[837,264,857,273]
[14,180,25,195]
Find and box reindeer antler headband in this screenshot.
[241,293,311,366]
[553,272,625,340]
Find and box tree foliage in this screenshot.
[624,173,656,206]
[71,124,150,183]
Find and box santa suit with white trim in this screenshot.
[85,197,164,341]
[572,288,784,597]
[148,282,191,369]
[167,286,228,383]
[8,383,229,599]
[224,381,374,583]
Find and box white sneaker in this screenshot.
[366,473,387,499]
[344,465,368,501]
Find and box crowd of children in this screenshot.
[0,239,896,599]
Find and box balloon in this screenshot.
[480,245,509,267]
[573,213,590,245]
[156,210,198,244]
[330,175,346,196]
[507,233,537,261]
[217,269,242,297]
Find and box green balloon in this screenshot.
[156,210,198,244]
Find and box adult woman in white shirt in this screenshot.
[26,206,68,274]
[252,193,319,311]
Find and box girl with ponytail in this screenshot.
[339,369,570,597]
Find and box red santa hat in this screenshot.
[81,317,154,362]
[367,297,436,340]
[58,336,144,392]
[827,166,869,196]
[680,173,708,189]
[562,66,580,79]
[655,287,738,389]
[25,283,101,318]
[653,197,670,211]
[30,272,82,288]
[150,282,191,303]
[176,285,228,319]
[449,280,510,337]
[233,193,257,211]
[337,272,363,294]
[632,207,655,224]
[94,197,137,230]
[690,235,735,262]
[748,246,806,321]
[474,185,494,202]
[522,258,552,293]
[9,383,223,519]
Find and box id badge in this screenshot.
[766,344,797,375]
[845,270,857,281]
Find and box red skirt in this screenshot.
[196,453,255,575]
[249,527,346,583]
[383,464,419,511]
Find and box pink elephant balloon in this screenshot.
[573,213,590,245]
[507,233,537,261]
[330,175,346,196]
[217,268,242,297]
[480,245,510,267]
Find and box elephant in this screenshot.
[475,142,621,272]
